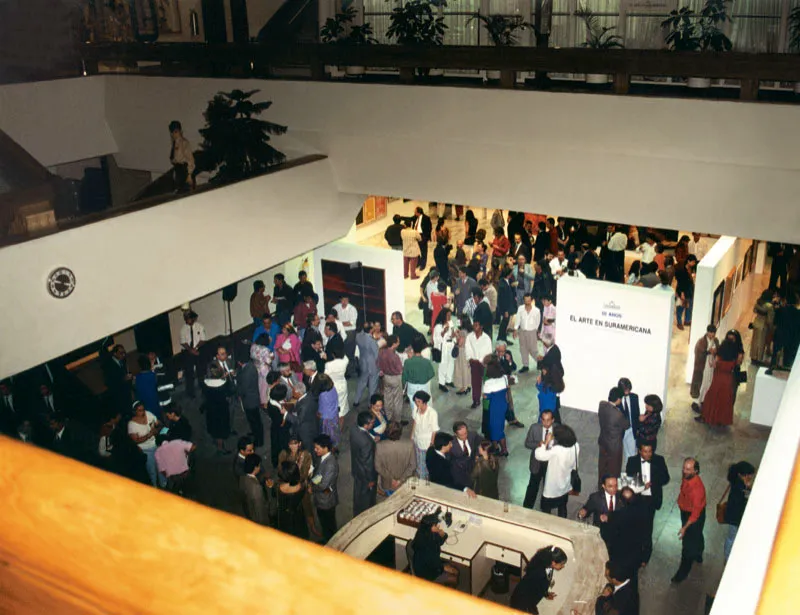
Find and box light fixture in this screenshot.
[189,9,200,37]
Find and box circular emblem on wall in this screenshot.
[47,267,76,299]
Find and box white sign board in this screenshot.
[556,276,674,414]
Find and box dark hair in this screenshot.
[255,333,271,347]
[434,308,451,327]
[168,120,182,132]
[484,356,505,379]
[433,431,453,451]
[628,260,641,277]
[643,394,663,413]
[727,461,756,484]
[357,411,374,428]
[270,383,288,401]
[253,280,265,292]
[266,371,281,385]
[279,461,302,486]
[717,339,739,362]
[530,546,568,570]
[385,334,398,347]
[658,271,670,285]
[465,210,476,222]
[617,378,632,392]
[552,424,577,447]
[411,335,427,354]
[274,273,285,282]
[437,280,447,292]
[452,421,468,433]
[325,322,339,335]
[369,394,384,407]
[137,355,151,372]
[393,214,402,224]
[244,453,262,475]
[313,434,333,451]
[601,474,615,486]
[608,386,624,403]
[706,324,717,334]
[472,288,484,299]
[237,435,254,452]
[391,311,404,322]
[386,422,403,441]
[539,409,553,420]
[413,390,430,404]
[606,560,628,583]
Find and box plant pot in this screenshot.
[345,66,366,76]
[585,74,609,84]
[485,70,501,81]
[326,65,345,78]
[687,77,711,89]
[794,82,800,94]
[428,68,444,77]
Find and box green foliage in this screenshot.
[574,4,624,50]
[662,0,733,52]
[386,0,447,46]
[467,14,531,47]
[320,6,376,44]
[199,89,287,184]
[789,6,800,53]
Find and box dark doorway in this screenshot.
[321,260,387,331]
[134,312,173,359]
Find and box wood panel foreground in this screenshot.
[0,437,520,614]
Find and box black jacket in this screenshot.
[497,278,516,317]
[595,581,639,615]
[384,223,403,247]
[473,302,494,332]
[325,333,345,360]
[510,564,550,614]
[393,322,419,351]
[417,214,432,242]
[412,530,445,581]
[534,232,550,263]
[625,454,670,510]
[426,449,467,491]
[579,250,599,279]
[724,480,749,527]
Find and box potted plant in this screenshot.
[344,20,377,76]
[386,0,447,77]
[574,4,624,84]
[198,89,287,184]
[789,6,800,93]
[468,14,531,81]
[662,0,733,89]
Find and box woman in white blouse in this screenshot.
[324,348,349,428]
[534,424,579,519]
[432,308,455,393]
[127,401,164,487]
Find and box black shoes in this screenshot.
[691,402,701,414]
[518,367,529,374]
[509,421,525,429]
[470,401,480,409]
[439,385,449,393]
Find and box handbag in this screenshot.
[451,346,459,359]
[432,348,442,363]
[569,445,582,496]
[716,483,731,524]
[735,369,747,384]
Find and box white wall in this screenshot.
[0,159,362,379]
[557,275,674,413]
[685,236,756,383]
[712,365,800,615]
[0,77,117,167]
[312,241,405,330]
[343,198,419,245]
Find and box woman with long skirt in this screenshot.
[483,356,509,456]
[698,338,739,427]
[452,316,472,396]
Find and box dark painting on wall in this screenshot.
[321,260,387,331]
[712,280,725,328]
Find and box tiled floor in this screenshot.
[184,210,771,615]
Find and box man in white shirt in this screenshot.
[513,294,542,373]
[466,321,493,409]
[636,235,656,265]
[549,249,568,279]
[410,391,439,480]
[533,424,579,518]
[334,295,358,377]
[179,310,207,399]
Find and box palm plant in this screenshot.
[468,14,531,47]
[199,89,287,184]
[789,6,800,53]
[386,0,447,46]
[662,0,733,52]
[574,4,624,49]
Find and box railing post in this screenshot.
[499,70,516,89]
[613,73,630,95]
[740,79,760,101]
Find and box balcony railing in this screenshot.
[79,42,800,102]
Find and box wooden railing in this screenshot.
[0,436,521,614]
[79,42,800,101]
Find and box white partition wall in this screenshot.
[557,276,674,413]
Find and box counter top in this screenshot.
[329,483,608,614]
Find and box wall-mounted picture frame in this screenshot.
[712,280,725,328]
[156,0,182,34]
[132,0,159,41]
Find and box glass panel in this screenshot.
[626,15,668,49]
[444,12,480,45]
[732,17,781,52]
[488,0,528,15]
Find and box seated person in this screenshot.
[412,513,459,588]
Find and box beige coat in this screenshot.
[375,438,416,492]
[401,227,422,257]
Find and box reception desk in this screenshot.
[329,483,608,614]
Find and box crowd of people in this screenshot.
[2,207,786,615]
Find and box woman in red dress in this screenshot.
[697,337,740,426]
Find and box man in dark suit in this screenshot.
[618,378,640,462]
[523,410,555,509]
[496,268,516,344]
[414,206,432,270]
[595,560,639,615]
[324,322,345,359]
[533,221,550,263]
[450,421,481,489]
[239,453,270,526]
[512,232,532,264]
[99,340,132,414]
[237,357,264,448]
[47,413,93,464]
[285,382,319,457]
[472,289,494,340]
[426,432,476,496]
[598,387,629,487]
[311,434,339,541]
[0,379,21,436]
[626,443,670,565]
[350,411,378,516]
[579,476,622,528]
[578,243,599,279]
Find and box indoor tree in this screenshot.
[662,0,733,52]
[386,0,447,47]
[468,14,531,47]
[574,4,624,50]
[198,89,287,184]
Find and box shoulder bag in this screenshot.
[716,483,731,524]
[569,445,582,496]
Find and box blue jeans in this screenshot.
[724,524,738,563]
[143,448,166,488]
[677,297,693,325]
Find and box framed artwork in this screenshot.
[321,260,387,330]
[356,195,389,227]
[131,0,159,41]
[156,0,182,34]
[712,281,725,327]
[363,197,376,224]
[375,196,388,220]
[722,268,736,317]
